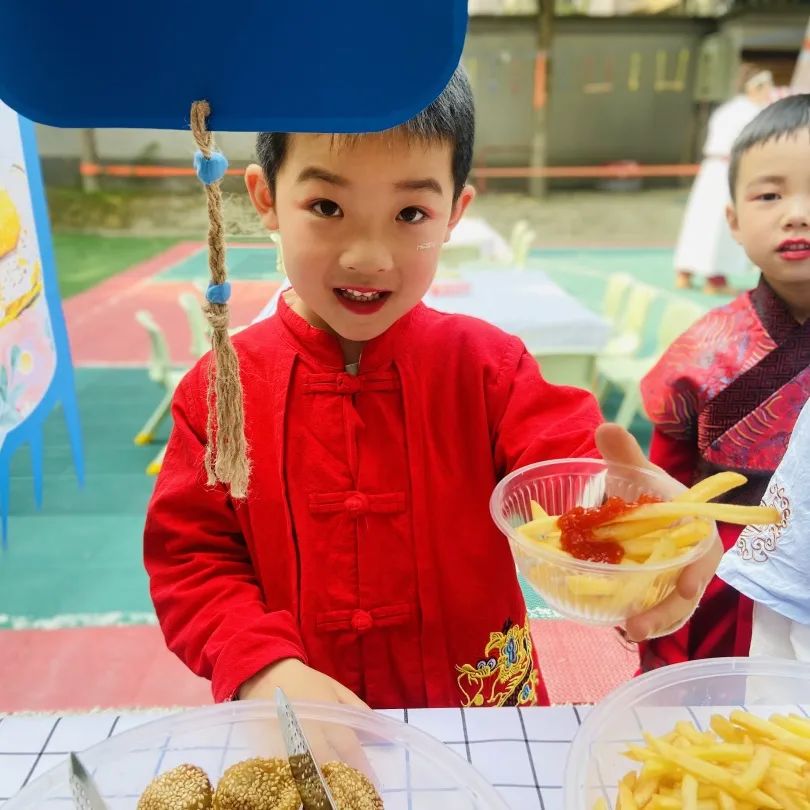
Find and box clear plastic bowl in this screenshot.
[563,657,810,810]
[4,701,509,809]
[490,458,717,625]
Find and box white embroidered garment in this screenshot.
[749,602,810,662]
[718,398,810,626]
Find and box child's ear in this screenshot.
[726,202,742,244]
[444,184,476,241]
[245,164,279,231]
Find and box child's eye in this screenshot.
[397,207,428,223]
[756,192,781,202]
[311,200,342,217]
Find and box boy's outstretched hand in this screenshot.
[239,658,369,708]
[594,423,724,644]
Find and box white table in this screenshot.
[425,270,609,354]
[0,706,590,809]
[447,217,512,261]
[254,271,610,355]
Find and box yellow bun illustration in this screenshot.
[0,189,21,258]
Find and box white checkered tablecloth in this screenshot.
[0,706,590,809]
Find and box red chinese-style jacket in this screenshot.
[144,298,601,708]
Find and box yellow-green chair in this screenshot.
[179,291,210,359]
[600,282,658,358]
[509,219,530,251]
[533,350,596,391]
[179,291,247,357]
[133,309,187,475]
[511,225,536,270]
[596,297,706,428]
[602,273,634,327]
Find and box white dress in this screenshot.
[673,96,762,280]
[717,399,810,662]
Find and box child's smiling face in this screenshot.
[246,131,474,353]
[728,133,810,302]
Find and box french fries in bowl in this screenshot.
[490,459,780,625]
[563,657,810,810]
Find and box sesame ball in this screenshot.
[212,757,300,810]
[137,763,213,810]
[322,761,384,810]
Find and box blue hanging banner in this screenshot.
[0,1,468,133]
[0,101,84,544]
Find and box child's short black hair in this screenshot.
[729,94,810,200]
[256,65,475,200]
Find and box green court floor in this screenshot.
[3,369,163,626]
[536,246,758,305]
[53,234,179,298]
[154,245,284,283]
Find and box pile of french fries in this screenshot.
[594,710,810,810]
[518,471,781,567]
[513,471,782,618]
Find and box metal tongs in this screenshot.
[276,687,337,810]
[68,752,110,810]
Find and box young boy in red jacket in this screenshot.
[144,68,721,709]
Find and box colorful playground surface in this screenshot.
[3,239,736,712]
[62,242,283,366]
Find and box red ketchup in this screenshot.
[558,494,660,564]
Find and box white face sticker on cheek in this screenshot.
[416,241,437,251]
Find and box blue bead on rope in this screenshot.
[193,149,229,185]
[206,282,231,305]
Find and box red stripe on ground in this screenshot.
[63,238,279,368]
[531,619,638,704]
[0,626,211,712]
[0,622,638,712]
[68,279,277,366]
[64,242,202,328]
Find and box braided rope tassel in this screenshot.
[190,101,250,498]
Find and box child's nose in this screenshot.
[783,197,810,229]
[340,239,394,274]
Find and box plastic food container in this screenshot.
[490,458,717,625]
[4,702,509,809]
[563,657,810,810]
